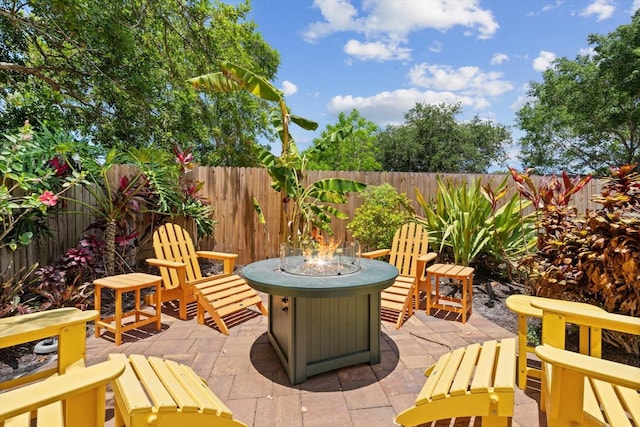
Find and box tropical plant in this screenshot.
[32,235,104,310]
[481,177,536,279]
[0,264,38,318]
[255,146,366,243]
[509,167,593,294]
[511,165,639,355]
[172,144,217,239]
[189,61,365,244]
[0,121,82,251]
[416,178,491,266]
[61,147,182,275]
[415,176,534,269]
[347,184,413,251]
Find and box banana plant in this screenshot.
[255,145,365,244]
[189,61,365,244]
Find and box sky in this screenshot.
[227,0,640,170]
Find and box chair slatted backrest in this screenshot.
[152,223,204,289]
[388,222,430,277]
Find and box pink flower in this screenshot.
[39,191,59,207]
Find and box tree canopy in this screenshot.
[375,102,509,173]
[0,0,279,166]
[304,109,381,171]
[516,10,640,175]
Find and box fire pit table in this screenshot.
[242,255,398,384]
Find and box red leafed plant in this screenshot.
[513,165,639,355]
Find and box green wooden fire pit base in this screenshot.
[242,258,398,385]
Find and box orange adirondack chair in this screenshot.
[362,222,437,328]
[145,223,267,334]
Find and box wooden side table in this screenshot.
[94,273,162,346]
[425,263,474,323]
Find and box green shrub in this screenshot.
[347,184,412,251]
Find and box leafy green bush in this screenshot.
[1,121,82,251]
[347,184,413,251]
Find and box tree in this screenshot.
[376,102,509,172]
[516,11,640,175]
[0,0,279,166]
[304,109,381,171]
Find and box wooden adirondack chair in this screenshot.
[532,299,640,426]
[362,222,437,328]
[145,223,267,334]
[0,359,125,427]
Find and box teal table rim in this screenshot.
[241,258,398,298]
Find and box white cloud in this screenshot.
[281,81,298,96]
[633,0,640,12]
[325,62,514,126]
[343,39,411,61]
[533,51,556,72]
[429,41,443,53]
[303,0,360,41]
[327,88,482,125]
[491,53,509,65]
[580,0,615,21]
[304,0,499,61]
[511,84,533,113]
[578,46,596,58]
[408,63,513,97]
[542,0,563,13]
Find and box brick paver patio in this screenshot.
[84,292,547,427]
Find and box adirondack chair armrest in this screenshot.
[146,258,187,286]
[361,249,390,259]
[195,251,238,275]
[535,344,640,390]
[0,308,99,391]
[416,252,437,280]
[531,299,640,335]
[0,359,125,421]
[146,258,187,270]
[417,252,437,263]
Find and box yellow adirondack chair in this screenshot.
[362,222,437,328]
[0,307,99,391]
[532,299,640,426]
[0,359,125,427]
[109,354,248,427]
[395,338,517,426]
[145,223,267,334]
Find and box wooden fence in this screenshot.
[1,167,603,273]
